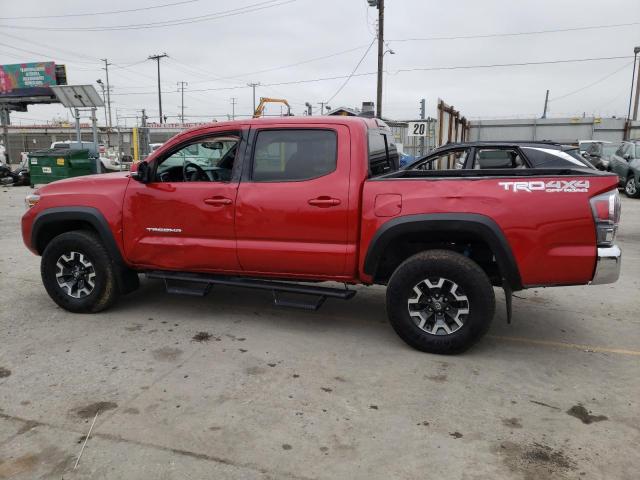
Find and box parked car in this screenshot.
[579,140,602,154]
[404,141,594,171]
[581,141,620,170]
[22,117,621,354]
[608,140,640,198]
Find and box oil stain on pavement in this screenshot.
[566,404,608,424]
[71,401,118,419]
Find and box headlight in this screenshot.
[25,193,40,209]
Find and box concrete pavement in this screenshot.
[0,186,638,479]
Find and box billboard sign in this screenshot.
[0,62,60,98]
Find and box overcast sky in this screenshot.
[1,0,639,125]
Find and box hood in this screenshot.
[38,171,130,194]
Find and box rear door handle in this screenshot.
[204,196,233,206]
[308,197,341,207]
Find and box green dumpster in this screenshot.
[29,149,97,186]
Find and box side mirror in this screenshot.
[132,161,152,183]
[623,153,631,160]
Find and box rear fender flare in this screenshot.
[363,213,523,290]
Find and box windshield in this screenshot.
[603,145,619,157]
[565,148,595,169]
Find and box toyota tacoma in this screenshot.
[22,117,622,354]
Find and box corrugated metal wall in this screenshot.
[469,117,640,144]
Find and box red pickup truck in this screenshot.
[21,117,622,354]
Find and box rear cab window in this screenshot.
[368,129,399,176]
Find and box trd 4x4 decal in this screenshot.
[498,180,589,193]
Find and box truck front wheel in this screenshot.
[386,250,495,354]
[41,230,119,313]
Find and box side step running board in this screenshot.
[146,270,356,310]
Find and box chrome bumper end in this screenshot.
[591,245,621,285]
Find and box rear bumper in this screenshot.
[591,245,621,285]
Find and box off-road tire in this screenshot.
[386,249,495,354]
[41,230,119,313]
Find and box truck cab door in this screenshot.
[234,125,352,278]
[122,128,247,272]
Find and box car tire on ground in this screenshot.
[624,177,640,198]
[41,230,119,313]
[386,249,495,354]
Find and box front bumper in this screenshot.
[591,245,621,285]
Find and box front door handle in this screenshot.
[308,196,341,207]
[204,196,233,206]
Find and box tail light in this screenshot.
[590,189,621,247]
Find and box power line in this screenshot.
[0,31,99,62]
[0,0,296,32]
[325,36,376,104]
[389,21,640,43]
[0,0,201,20]
[550,61,634,102]
[199,44,371,83]
[0,40,98,65]
[110,55,633,96]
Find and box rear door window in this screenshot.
[252,129,337,182]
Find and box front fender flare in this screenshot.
[32,206,139,294]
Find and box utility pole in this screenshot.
[140,108,150,158]
[100,59,113,128]
[371,0,384,119]
[541,89,550,119]
[419,98,426,156]
[230,97,237,120]
[318,102,329,115]
[177,81,188,124]
[632,46,640,121]
[148,53,168,123]
[1,107,9,165]
[247,82,260,115]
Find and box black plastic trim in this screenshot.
[363,213,523,291]
[146,270,356,299]
[377,167,605,180]
[31,206,139,294]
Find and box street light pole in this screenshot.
[96,79,108,127]
[148,53,168,123]
[100,59,113,128]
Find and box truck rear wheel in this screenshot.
[41,230,119,313]
[386,250,495,354]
